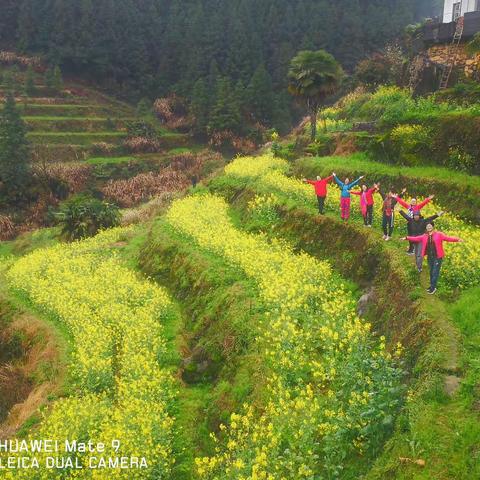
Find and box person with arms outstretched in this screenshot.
[394,193,435,217]
[333,173,364,221]
[399,210,444,271]
[303,174,334,214]
[351,183,379,227]
[379,190,402,241]
[394,192,434,252]
[402,223,463,294]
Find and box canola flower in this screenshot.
[5,228,177,479]
[166,194,403,478]
[226,154,480,290]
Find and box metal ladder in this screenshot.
[439,16,465,89]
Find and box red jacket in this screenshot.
[406,232,461,258]
[351,187,377,206]
[394,196,431,215]
[306,176,334,197]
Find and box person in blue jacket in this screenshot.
[333,173,365,221]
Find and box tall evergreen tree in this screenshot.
[24,65,36,96]
[247,63,275,125]
[0,93,30,201]
[209,76,242,134]
[191,78,210,136]
[44,67,55,92]
[53,65,63,92]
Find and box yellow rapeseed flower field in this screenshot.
[166,194,402,478]
[5,228,177,479]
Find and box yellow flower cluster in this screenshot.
[5,228,177,479]
[225,155,289,178]
[247,194,279,212]
[166,194,401,478]
[227,154,480,290]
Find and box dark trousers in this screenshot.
[365,204,373,225]
[428,256,443,289]
[317,195,325,214]
[408,241,415,253]
[382,213,394,236]
[414,243,423,271]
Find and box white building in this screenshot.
[443,0,480,23]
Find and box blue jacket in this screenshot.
[334,176,362,198]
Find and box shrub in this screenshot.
[434,114,480,174]
[355,53,396,89]
[90,142,119,156]
[445,147,476,173]
[55,195,120,240]
[126,120,157,139]
[123,136,162,154]
[388,124,433,166]
[336,86,371,119]
[358,86,415,126]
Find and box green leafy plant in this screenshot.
[55,195,120,240]
[126,120,157,139]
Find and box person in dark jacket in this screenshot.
[399,210,445,271]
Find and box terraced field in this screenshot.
[0,64,224,236]
[0,66,191,167]
[2,150,478,479]
[1,58,479,479]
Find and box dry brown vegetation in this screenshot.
[103,151,221,207]
[0,51,42,68]
[32,162,92,194]
[0,216,15,241]
[123,136,162,154]
[153,95,193,130]
[102,169,189,207]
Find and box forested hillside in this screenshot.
[1,0,440,133]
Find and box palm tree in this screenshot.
[288,50,343,141]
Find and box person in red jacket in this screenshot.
[393,193,435,217]
[402,224,463,294]
[303,174,334,214]
[351,183,380,227]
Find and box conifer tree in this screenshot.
[44,67,55,92]
[0,93,30,201]
[208,77,242,134]
[191,78,210,136]
[24,66,36,96]
[53,65,63,93]
[247,64,275,125]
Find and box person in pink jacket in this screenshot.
[351,183,379,227]
[402,224,463,294]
